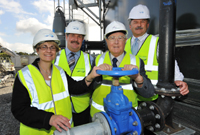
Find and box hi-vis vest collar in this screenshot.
[54,49,91,81]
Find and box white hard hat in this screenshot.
[33,29,60,51]
[128,4,150,20]
[104,21,128,38]
[65,21,86,35]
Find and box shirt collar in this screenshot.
[131,32,149,42]
[110,52,125,62]
[65,47,80,56]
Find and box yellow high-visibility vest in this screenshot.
[18,64,72,135]
[125,35,159,101]
[54,49,91,113]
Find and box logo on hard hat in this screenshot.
[139,11,144,13]
[45,34,54,37]
[112,26,119,30]
[72,26,79,30]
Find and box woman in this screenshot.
[11,29,100,135]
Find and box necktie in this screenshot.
[131,38,139,55]
[112,58,118,67]
[68,52,75,71]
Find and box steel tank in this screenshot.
[104,0,200,37]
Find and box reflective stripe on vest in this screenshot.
[54,49,91,113]
[91,52,139,117]
[92,100,105,112]
[18,64,72,135]
[145,36,158,71]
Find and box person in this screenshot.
[124,4,189,101]
[54,21,94,126]
[90,21,155,117]
[11,29,101,135]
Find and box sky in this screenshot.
[0,0,100,54]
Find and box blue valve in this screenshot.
[96,67,139,78]
[96,67,142,135]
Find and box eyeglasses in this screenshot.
[39,45,57,51]
[107,36,126,42]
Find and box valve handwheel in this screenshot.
[96,67,139,78]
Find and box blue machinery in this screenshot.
[54,68,168,135]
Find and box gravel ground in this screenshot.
[0,78,19,135]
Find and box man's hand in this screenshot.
[98,63,112,71]
[174,80,189,96]
[49,115,71,132]
[123,64,143,87]
[85,64,112,85]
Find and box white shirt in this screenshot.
[130,33,184,81]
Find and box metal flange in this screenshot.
[137,101,165,132]
[154,85,181,96]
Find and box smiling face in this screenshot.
[66,33,84,52]
[106,32,127,57]
[129,19,149,37]
[36,41,57,63]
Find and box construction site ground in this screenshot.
[0,77,19,135]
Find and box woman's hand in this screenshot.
[49,115,71,132]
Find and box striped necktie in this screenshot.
[112,58,118,67]
[131,38,139,55]
[68,52,75,71]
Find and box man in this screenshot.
[125,4,189,101]
[54,21,94,126]
[90,21,155,117]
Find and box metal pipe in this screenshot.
[54,0,55,13]
[54,122,105,135]
[63,0,65,15]
[157,0,177,89]
[99,0,102,40]
[77,0,99,19]
[54,113,111,135]
[156,96,175,118]
[79,8,100,26]
[58,0,60,7]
